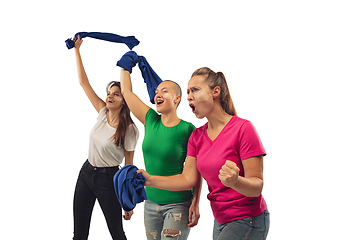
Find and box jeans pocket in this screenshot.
[239,217,254,227]
[264,209,270,216]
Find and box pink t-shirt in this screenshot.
[187,116,267,225]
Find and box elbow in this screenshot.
[79,81,87,89]
[242,179,264,198]
[182,185,195,191]
[249,181,264,198]
[247,192,262,198]
[182,179,198,191]
[244,190,262,198]
[119,81,131,96]
[121,90,132,101]
[120,87,126,96]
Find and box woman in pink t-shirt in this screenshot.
[138,67,270,240]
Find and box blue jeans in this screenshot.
[144,200,191,240]
[213,209,270,240]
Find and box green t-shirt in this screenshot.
[142,108,196,204]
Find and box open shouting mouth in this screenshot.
[189,103,196,113]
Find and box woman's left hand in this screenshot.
[219,160,240,188]
[123,210,134,220]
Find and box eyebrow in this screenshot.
[187,86,198,92]
[108,90,120,94]
[155,87,169,92]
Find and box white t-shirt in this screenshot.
[88,107,139,167]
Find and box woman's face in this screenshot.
[187,76,215,119]
[154,81,179,113]
[106,86,124,110]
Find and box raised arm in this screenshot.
[74,36,105,113]
[120,68,150,125]
[138,155,200,191]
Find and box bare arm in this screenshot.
[74,36,105,113]
[219,156,264,197]
[124,150,134,166]
[120,68,150,125]
[123,149,135,220]
[188,175,202,227]
[138,156,199,191]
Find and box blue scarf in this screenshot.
[65,32,139,50]
[117,51,163,104]
[113,164,147,212]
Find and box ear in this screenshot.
[212,86,221,99]
[174,95,181,105]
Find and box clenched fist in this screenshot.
[219,160,240,188]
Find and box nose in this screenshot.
[187,92,193,102]
[155,92,163,99]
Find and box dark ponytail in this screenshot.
[191,67,237,116]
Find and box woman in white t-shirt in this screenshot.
[72,36,139,240]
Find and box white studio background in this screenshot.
[0,1,359,239]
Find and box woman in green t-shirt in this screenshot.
[119,68,202,240]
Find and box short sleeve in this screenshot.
[97,107,108,121]
[144,108,160,127]
[124,123,139,151]
[187,130,197,158]
[239,121,266,161]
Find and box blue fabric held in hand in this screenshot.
[65,32,140,50]
[113,164,147,212]
[116,51,139,74]
[117,51,163,104]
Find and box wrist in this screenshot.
[146,175,154,187]
[232,176,242,190]
[191,197,200,204]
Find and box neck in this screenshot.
[108,108,121,126]
[161,110,180,127]
[206,103,232,130]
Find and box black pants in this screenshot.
[73,160,126,240]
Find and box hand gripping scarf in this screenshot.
[113,164,147,212]
[65,32,140,50]
[117,51,163,104]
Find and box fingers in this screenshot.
[188,205,200,227]
[137,169,150,186]
[123,210,133,220]
[219,160,239,176]
[224,160,238,169]
[188,217,199,227]
[220,160,240,174]
[219,160,239,188]
[72,35,83,49]
[188,212,200,227]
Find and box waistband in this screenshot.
[84,160,119,171]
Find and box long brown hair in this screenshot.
[191,67,237,116]
[106,81,135,148]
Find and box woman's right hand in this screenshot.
[74,35,83,49]
[137,169,151,186]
